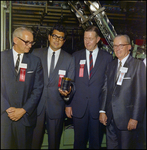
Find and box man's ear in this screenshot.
[48,35,51,41]
[97,36,101,43]
[13,37,18,45]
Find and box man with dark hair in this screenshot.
[31,24,75,149]
[65,25,113,149]
[1,26,43,149]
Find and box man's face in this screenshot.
[113,36,131,60]
[48,30,65,51]
[84,31,100,51]
[14,31,34,53]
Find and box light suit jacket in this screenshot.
[100,55,146,130]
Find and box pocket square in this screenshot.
[123,77,131,79]
[27,71,34,73]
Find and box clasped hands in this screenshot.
[6,107,26,121]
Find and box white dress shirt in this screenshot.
[86,46,99,76]
[12,47,24,72]
[47,46,61,77]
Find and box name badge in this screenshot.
[79,60,86,77]
[19,63,27,82]
[80,60,86,65]
[20,63,27,69]
[58,70,66,87]
[120,67,128,73]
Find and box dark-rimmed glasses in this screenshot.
[51,34,65,41]
[113,44,130,50]
[17,37,35,46]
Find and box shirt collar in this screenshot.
[86,46,99,54]
[118,54,130,66]
[48,46,61,55]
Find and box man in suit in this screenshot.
[1,26,43,149]
[31,24,75,149]
[99,34,146,149]
[65,25,113,149]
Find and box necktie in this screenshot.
[89,51,93,78]
[116,61,122,82]
[49,52,55,78]
[15,54,20,73]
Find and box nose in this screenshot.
[28,43,32,48]
[56,37,60,41]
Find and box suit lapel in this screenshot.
[113,59,118,85]
[90,50,103,80]
[80,50,89,84]
[49,49,64,82]
[42,48,48,84]
[8,49,18,76]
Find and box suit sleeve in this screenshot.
[23,58,44,115]
[100,64,109,111]
[64,56,75,104]
[132,61,146,121]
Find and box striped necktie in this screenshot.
[89,51,93,78]
[15,54,20,73]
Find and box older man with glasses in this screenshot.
[31,24,75,149]
[99,34,146,149]
[1,26,43,149]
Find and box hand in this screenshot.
[6,107,15,114]
[7,107,26,121]
[99,113,107,126]
[127,119,138,130]
[65,107,72,118]
[58,86,71,97]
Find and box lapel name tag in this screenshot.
[120,67,128,73]
[19,63,27,82]
[58,70,66,87]
[19,63,27,69]
[79,60,86,77]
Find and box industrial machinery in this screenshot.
[68,1,146,59]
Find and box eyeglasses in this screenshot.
[113,44,130,50]
[51,34,65,41]
[17,37,35,46]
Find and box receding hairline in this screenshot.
[114,34,131,44]
[13,26,33,40]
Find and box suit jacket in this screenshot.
[100,55,146,130]
[1,49,44,126]
[71,49,113,119]
[31,47,75,119]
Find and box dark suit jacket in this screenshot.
[1,49,44,126]
[31,47,75,119]
[71,49,113,119]
[100,55,146,130]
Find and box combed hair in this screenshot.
[85,25,100,37]
[13,26,33,40]
[114,34,131,44]
[49,24,67,39]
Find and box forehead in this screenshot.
[22,31,33,38]
[52,30,64,36]
[84,31,96,37]
[114,36,127,43]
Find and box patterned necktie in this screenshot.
[116,61,122,82]
[89,51,93,78]
[49,52,55,78]
[15,54,20,73]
